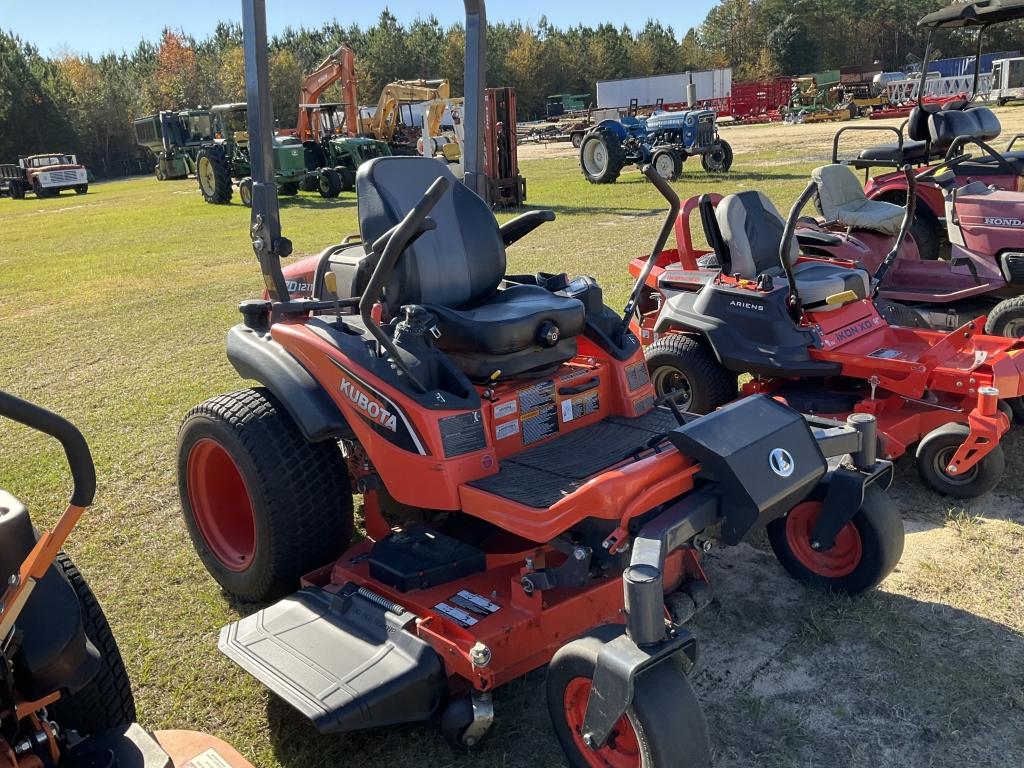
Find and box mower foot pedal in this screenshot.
[219,587,445,733]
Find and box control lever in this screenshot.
[622,165,681,333]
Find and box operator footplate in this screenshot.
[219,586,445,733]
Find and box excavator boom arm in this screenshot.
[297,44,358,141]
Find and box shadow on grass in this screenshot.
[278,195,358,211]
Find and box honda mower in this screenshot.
[629,168,1024,498]
[175,2,901,765]
[832,0,1024,260]
[0,390,255,768]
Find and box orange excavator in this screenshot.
[296,43,359,142]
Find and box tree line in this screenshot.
[1,1,1019,176]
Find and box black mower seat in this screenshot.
[928,106,1001,154]
[856,140,931,166]
[712,191,869,311]
[357,157,585,379]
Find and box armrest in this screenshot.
[500,209,555,247]
[795,230,844,248]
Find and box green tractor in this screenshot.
[195,103,307,206]
[133,109,212,180]
[297,102,392,196]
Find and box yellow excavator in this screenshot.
[359,79,461,161]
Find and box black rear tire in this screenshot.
[238,177,254,208]
[48,553,136,735]
[767,484,904,595]
[571,132,584,149]
[547,629,711,768]
[299,173,319,192]
[701,140,733,173]
[915,422,1005,498]
[338,167,356,191]
[177,388,354,602]
[278,181,300,196]
[196,147,233,204]
[74,184,88,195]
[10,182,25,200]
[984,296,1024,339]
[318,168,343,198]
[579,127,627,184]
[645,334,737,414]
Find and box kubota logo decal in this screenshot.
[341,378,398,431]
[983,217,1023,227]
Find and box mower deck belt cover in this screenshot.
[219,586,445,733]
[369,523,486,592]
[668,394,827,545]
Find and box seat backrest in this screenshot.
[357,157,505,310]
[812,164,866,221]
[698,194,732,274]
[715,192,799,278]
[929,106,1002,153]
[906,105,936,142]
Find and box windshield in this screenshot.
[30,155,72,167]
[186,114,212,141]
[218,109,248,135]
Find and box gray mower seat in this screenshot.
[812,164,905,236]
[714,191,869,312]
[357,157,585,379]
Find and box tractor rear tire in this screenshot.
[299,173,319,192]
[10,182,25,200]
[547,629,711,768]
[177,388,354,603]
[645,334,737,415]
[571,132,584,149]
[238,177,254,208]
[47,553,137,735]
[318,168,343,198]
[651,148,682,182]
[767,485,904,595]
[701,140,733,173]
[278,181,300,196]
[915,422,1005,498]
[984,296,1024,339]
[196,147,233,204]
[580,127,627,184]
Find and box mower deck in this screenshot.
[467,408,680,507]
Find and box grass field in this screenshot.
[1,116,1023,768]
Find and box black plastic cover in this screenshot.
[369,524,486,592]
[219,587,446,733]
[65,723,172,768]
[668,395,827,545]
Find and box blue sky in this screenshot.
[4,1,718,57]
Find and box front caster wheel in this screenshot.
[767,484,904,595]
[915,422,1005,498]
[547,631,711,768]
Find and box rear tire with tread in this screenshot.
[48,553,136,735]
[579,128,627,184]
[701,140,733,173]
[318,168,343,198]
[645,334,737,414]
[196,147,233,204]
[177,388,354,602]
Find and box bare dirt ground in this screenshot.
[519,105,1024,164]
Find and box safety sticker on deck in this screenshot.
[495,420,520,440]
[868,348,903,360]
[452,589,501,614]
[435,602,479,627]
[494,400,518,419]
[183,750,232,768]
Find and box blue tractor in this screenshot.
[579,109,733,184]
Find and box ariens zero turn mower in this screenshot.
[0,390,255,768]
[631,164,1024,500]
[175,2,902,765]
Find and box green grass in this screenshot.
[1,150,1021,768]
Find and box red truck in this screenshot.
[0,153,89,199]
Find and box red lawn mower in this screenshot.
[174,2,903,765]
[629,168,1024,499]
[0,391,255,768]
[833,1,1024,265]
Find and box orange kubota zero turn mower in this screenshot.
[0,391,255,768]
[629,167,1024,501]
[175,2,904,765]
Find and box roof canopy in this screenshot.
[919,0,1024,28]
